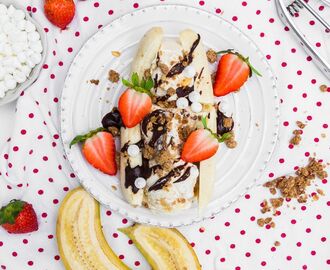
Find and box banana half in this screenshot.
[56,188,130,270]
[119,224,201,270]
[120,27,216,213]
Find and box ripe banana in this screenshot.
[56,188,130,270]
[120,27,164,206]
[119,224,201,270]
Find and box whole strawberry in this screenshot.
[0,200,38,234]
[44,0,75,30]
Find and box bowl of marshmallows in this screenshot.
[0,2,47,106]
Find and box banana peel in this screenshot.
[56,187,130,270]
[119,224,201,270]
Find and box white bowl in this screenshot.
[0,1,47,106]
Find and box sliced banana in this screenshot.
[179,29,214,104]
[119,224,201,270]
[120,27,164,206]
[57,188,130,270]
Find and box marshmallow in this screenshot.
[191,102,202,113]
[13,10,25,21]
[188,91,201,103]
[25,21,36,32]
[28,32,40,42]
[13,69,26,83]
[0,82,6,98]
[20,65,31,77]
[127,144,140,157]
[183,65,196,78]
[0,4,7,15]
[176,97,189,108]
[4,74,17,90]
[7,5,15,16]
[134,177,147,189]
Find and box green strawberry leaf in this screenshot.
[131,72,139,86]
[70,127,107,148]
[121,73,154,96]
[0,200,25,225]
[201,116,231,143]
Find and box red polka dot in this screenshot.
[68,47,73,53]
[215,8,221,14]
[94,2,99,7]
[232,16,238,21]
[113,233,118,238]
[28,113,34,118]
[38,189,44,195]
[230,243,236,249]
[261,261,267,266]
[225,222,230,227]
[53,199,59,204]
[83,17,89,22]
[205,249,211,255]
[220,257,226,262]
[13,146,19,151]
[275,40,281,45]
[23,239,28,244]
[12,252,17,257]
[306,228,311,233]
[279,158,285,163]
[41,212,47,218]
[119,255,124,260]
[242,1,247,6]
[283,121,289,126]
[133,3,139,8]
[27,261,33,266]
[245,252,251,257]
[134,261,140,266]
[215,235,220,240]
[323,123,328,128]
[309,20,315,25]
[50,74,55,79]
[106,210,112,216]
[287,256,292,261]
[255,238,261,243]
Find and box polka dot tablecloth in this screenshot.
[0,0,330,269]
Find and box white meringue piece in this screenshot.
[16,20,26,30]
[26,59,36,68]
[29,41,42,53]
[183,65,196,78]
[188,91,201,103]
[20,65,31,77]
[0,82,6,98]
[127,144,140,157]
[7,5,16,16]
[3,43,13,56]
[191,102,202,113]
[176,97,189,108]
[30,53,41,65]
[190,166,200,178]
[6,66,15,74]
[134,177,147,189]
[0,66,5,80]
[2,22,15,34]
[17,52,27,63]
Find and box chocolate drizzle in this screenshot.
[125,159,161,194]
[166,34,201,78]
[148,164,187,191]
[141,109,167,147]
[217,110,234,136]
[121,140,144,153]
[174,167,191,183]
[102,107,123,129]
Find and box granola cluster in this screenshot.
[108,69,120,83]
[257,158,327,228]
[290,121,306,145]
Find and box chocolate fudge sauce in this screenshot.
[217,110,234,136]
[102,107,123,129]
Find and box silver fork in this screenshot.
[275,0,330,80]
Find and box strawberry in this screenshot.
[119,73,153,128]
[0,200,38,234]
[44,0,75,30]
[70,128,117,175]
[213,49,261,97]
[181,117,231,163]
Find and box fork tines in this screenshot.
[287,0,303,16]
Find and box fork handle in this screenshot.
[297,0,330,31]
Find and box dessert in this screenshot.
[72,27,259,213]
[0,4,43,98]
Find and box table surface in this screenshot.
[0,0,329,270]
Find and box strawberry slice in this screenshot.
[70,128,117,175]
[0,200,38,234]
[181,117,231,163]
[213,49,261,97]
[119,73,153,128]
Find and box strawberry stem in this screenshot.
[0,200,25,225]
[216,49,262,77]
[70,127,107,148]
[122,72,154,96]
[201,116,231,143]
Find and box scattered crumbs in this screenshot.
[317,189,325,196]
[108,69,120,83]
[255,123,259,127]
[105,100,110,104]
[290,121,306,145]
[115,151,120,167]
[321,133,326,138]
[319,84,328,92]
[111,51,121,57]
[111,185,117,191]
[106,87,110,91]
[90,79,99,85]
[274,241,281,246]
[296,121,306,129]
[206,49,218,63]
[257,158,328,229]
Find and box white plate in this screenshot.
[60,5,279,227]
[0,1,47,106]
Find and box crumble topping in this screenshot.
[206,49,218,63]
[290,121,306,145]
[111,51,121,57]
[108,69,120,83]
[90,79,99,85]
[319,84,328,92]
[158,62,169,75]
[225,131,237,149]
